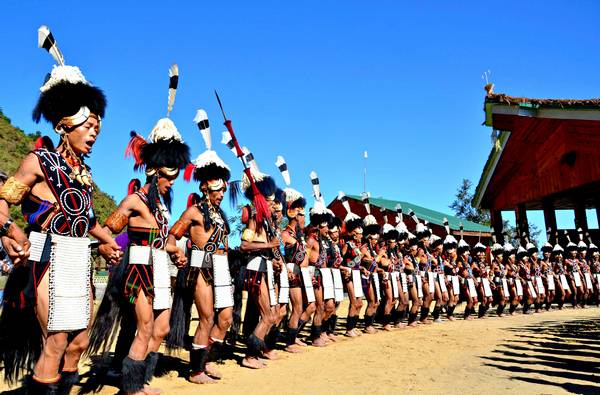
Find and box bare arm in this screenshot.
[240,218,278,252]
[0,153,44,265]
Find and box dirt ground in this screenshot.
[1,302,599,394]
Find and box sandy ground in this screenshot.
[1,301,599,394]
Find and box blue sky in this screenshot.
[1,1,599,244]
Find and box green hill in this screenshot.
[0,109,117,230]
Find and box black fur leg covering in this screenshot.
[327,315,338,334]
[447,305,456,318]
[144,351,159,384]
[245,334,265,358]
[509,303,517,314]
[419,307,430,321]
[265,326,280,350]
[432,306,442,320]
[27,375,60,395]
[208,340,225,364]
[407,312,418,324]
[382,314,392,326]
[310,324,322,341]
[497,304,505,316]
[58,370,80,395]
[478,305,485,318]
[189,348,209,375]
[297,319,307,335]
[363,315,374,328]
[121,356,146,394]
[286,327,299,346]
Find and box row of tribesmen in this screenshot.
[0,25,599,395]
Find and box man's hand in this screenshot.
[272,258,283,271]
[2,235,30,267]
[170,248,187,268]
[98,240,123,265]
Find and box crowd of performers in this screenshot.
[0,26,600,395]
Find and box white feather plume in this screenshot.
[310,171,321,201]
[167,64,179,116]
[193,109,211,149]
[38,25,64,66]
[276,156,291,186]
[148,118,183,143]
[221,131,237,156]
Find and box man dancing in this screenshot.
[168,110,233,383]
[0,26,120,394]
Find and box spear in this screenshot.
[215,90,270,225]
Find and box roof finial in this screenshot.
[482,70,494,95]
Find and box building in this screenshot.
[327,195,491,245]
[474,87,600,244]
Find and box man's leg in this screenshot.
[189,275,216,384]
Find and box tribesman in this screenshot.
[91,64,190,395]
[404,232,422,326]
[589,241,600,305]
[280,182,308,352]
[552,243,570,310]
[442,230,460,321]
[527,240,546,313]
[564,233,584,308]
[0,26,121,394]
[323,216,345,340]
[504,243,523,315]
[305,173,333,347]
[338,192,365,337]
[472,241,492,318]
[457,229,477,320]
[540,238,556,311]
[429,233,448,323]
[167,109,233,383]
[236,153,282,369]
[392,211,410,327]
[415,220,434,324]
[360,194,382,334]
[516,246,535,314]
[490,237,509,317]
[379,224,400,330]
[577,230,593,305]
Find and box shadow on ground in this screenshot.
[481,316,600,394]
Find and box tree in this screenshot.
[449,179,490,225]
[449,178,542,246]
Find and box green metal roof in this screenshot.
[348,195,491,233]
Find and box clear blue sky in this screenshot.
[1,1,599,244]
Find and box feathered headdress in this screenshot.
[274,156,305,211]
[541,227,553,253]
[125,64,190,176]
[183,109,230,189]
[565,230,577,251]
[457,223,470,252]
[383,223,399,241]
[309,171,331,227]
[361,192,380,236]
[33,25,106,134]
[577,228,587,251]
[442,218,457,249]
[338,191,362,233]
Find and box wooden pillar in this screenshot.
[574,200,588,233]
[490,209,504,244]
[542,198,557,244]
[515,204,529,242]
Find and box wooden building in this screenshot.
[327,195,492,246]
[473,88,600,244]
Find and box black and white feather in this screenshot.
[276,156,291,186]
[38,25,64,66]
[167,64,179,117]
